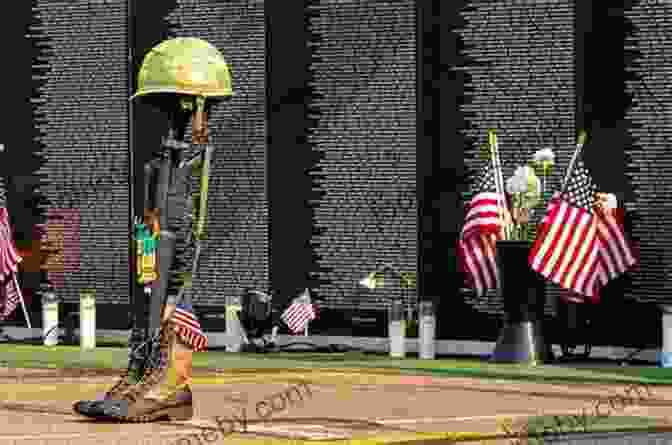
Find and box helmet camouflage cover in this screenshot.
[131,37,233,100]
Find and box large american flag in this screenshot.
[281,289,316,334]
[0,208,23,321]
[458,163,506,297]
[172,304,208,351]
[529,157,636,299]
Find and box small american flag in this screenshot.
[458,163,506,297]
[172,304,208,351]
[0,208,22,321]
[529,157,635,299]
[281,289,316,334]
[593,205,637,300]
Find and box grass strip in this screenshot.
[1,345,672,387]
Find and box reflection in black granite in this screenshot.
[163,0,268,305]
[455,0,576,316]
[30,0,128,303]
[306,0,416,311]
[624,1,672,306]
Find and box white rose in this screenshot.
[533,148,555,164]
[506,173,527,194]
[514,166,529,179]
[505,176,516,194]
[508,166,542,208]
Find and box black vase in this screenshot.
[491,240,553,364]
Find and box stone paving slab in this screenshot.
[0,368,670,444]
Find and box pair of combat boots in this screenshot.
[73,320,194,422]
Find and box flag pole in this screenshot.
[14,275,31,329]
[488,129,508,240]
[561,130,588,194]
[306,286,316,336]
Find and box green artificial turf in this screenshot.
[393,362,672,386]
[517,415,671,445]
[0,344,671,387]
[0,344,127,369]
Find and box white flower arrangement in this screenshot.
[485,129,556,241]
[506,165,541,208]
[504,164,543,241]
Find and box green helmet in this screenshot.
[130,37,233,101]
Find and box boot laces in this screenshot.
[107,332,158,396]
[124,327,172,402]
[106,369,131,395]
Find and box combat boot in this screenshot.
[73,329,151,417]
[93,320,194,422]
